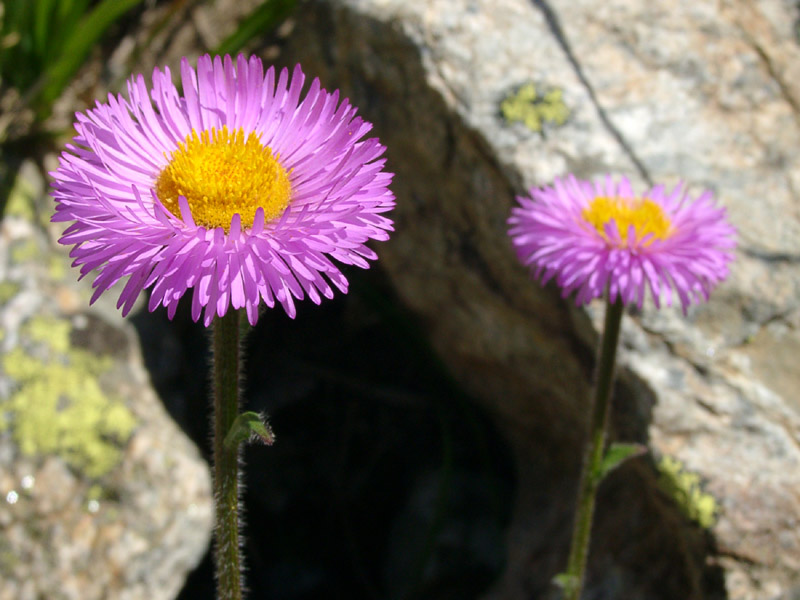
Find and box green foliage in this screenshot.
[657,455,718,529]
[0,0,142,123]
[500,82,570,133]
[214,0,297,57]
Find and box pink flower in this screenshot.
[508,175,735,311]
[52,54,394,326]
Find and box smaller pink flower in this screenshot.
[508,174,736,311]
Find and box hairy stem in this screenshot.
[563,299,624,600]
[212,309,243,600]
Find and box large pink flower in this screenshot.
[508,175,735,311]
[52,54,394,326]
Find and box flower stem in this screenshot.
[562,299,625,600]
[212,309,244,600]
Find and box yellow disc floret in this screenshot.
[581,196,671,246]
[155,126,291,232]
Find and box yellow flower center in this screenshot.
[155,126,291,232]
[581,196,671,245]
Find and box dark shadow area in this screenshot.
[131,265,517,600]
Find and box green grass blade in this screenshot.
[47,0,93,65]
[1,1,36,89]
[214,0,297,57]
[33,0,58,61]
[35,0,142,117]
[3,0,33,33]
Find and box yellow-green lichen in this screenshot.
[10,239,40,264]
[0,282,20,305]
[3,173,37,221]
[25,316,72,354]
[501,82,570,132]
[0,544,18,573]
[48,255,67,281]
[0,317,137,478]
[87,483,103,501]
[657,455,718,529]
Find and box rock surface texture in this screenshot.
[0,163,213,599]
[280,1,800,598]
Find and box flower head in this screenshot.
[52,54,395,326]
[508,175,735,311]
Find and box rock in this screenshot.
[278,0,800,598]
[0,161,213,599]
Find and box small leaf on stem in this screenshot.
[595,442,646,482]
[224,411,276,450]
[553,572,579,593]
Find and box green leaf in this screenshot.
[595,442,646,482]
[223,411,275,451]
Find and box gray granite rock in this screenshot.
[0,161,213,599]
[279,1,800,598]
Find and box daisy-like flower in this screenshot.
[51,54,394,326]
[508,174,735,311]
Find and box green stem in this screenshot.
[212,309,243,600]
[563,298,625,600]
